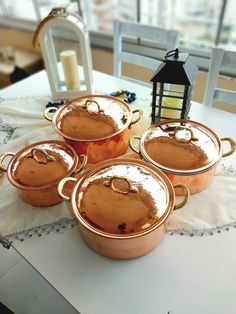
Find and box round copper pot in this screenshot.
[129,119,236,195]
[44,95,143,164]
[0,140,87,207]
[58,158,189,259]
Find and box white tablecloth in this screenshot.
[0,96,236,242]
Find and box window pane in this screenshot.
[2,0,38,20]
[80,0,137,33]
[140,0,223,49]
[38,0,72,19]
[220,0,236,48]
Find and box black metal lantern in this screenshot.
[150,48,197,123]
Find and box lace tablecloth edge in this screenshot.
[0,217,78,249]
[2,218,236,249]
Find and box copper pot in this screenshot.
[44,95,143,164]
[58,158,189,259]
[0,140,87,207]
[129,119,236,195]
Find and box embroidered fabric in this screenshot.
[0,96,236,247]
[0,96,146,246]
[0,117,16,146]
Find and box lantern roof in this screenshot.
[150,49,197,85]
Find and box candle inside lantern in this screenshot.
[60,50,80,90]
[161,92,182,119]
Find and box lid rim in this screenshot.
[52,95,133,142]
[141,148,221,175]
[70,158,175,239]
[140,119,222,174]
[7,140,79,190]
[76,212,171,239]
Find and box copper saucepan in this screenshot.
[44,95,143,164]
[0,140,87,207]
[129,119,236,195]
[58,158,189,259]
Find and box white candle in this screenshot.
[161,92,182,119]
[60,50,80,90]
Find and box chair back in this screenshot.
[203,47,236,107]
[113,20,179,86]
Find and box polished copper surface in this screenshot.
[76,162,171,235]
[44,95,143,163]
[166,167,216,195]
[63,127,131,163]
[129,119,235,195]
[0,140,80,207]
[10,143,76,187]
[54,95,136,141]
[59,158,188,238]
[58,158,189,259]
[79,223,165,259]
[142,120,221,173]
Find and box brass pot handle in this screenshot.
[58,177,77,202]
[173,184,189,210]
[43,107,58,122]
[73,154,88,175]
[0,152,15,172]
[103,176,138,195]
[173,126,198,143]
[221,137,236,158]
[129,109,143,126]
[129,136,141,154]
[82,100,104,114]
[28,148,56,164]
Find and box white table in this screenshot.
[1,70,236,314]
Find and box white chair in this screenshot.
[113,20,179,86]
[203,47,236,107]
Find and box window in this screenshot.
[140,0,223,49]
[1,0,38,20]
[0,0,235,72]
[79,0,137,33]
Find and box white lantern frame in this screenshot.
[37,7,93,100]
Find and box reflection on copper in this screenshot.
[75,162,170,235]
[11,143,75,187]
[142,120,220,173]
[57,96,130,140]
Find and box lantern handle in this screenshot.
[165,48,179,60]
[33,7,68,48]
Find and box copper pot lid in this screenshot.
[9,141,78,188]
[55,95,132,141]
[141,119,221,175]
[71,158,174,237]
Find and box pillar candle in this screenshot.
[60,50,80,90]
[161,92,182,119]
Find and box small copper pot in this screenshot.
[58,158,189,259]
[129,119,236,195]
[0,140,87,207]
[44,95,143,164]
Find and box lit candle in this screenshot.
[60,50,80,90]
[161,92,182,119]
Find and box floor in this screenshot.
[0,245,78,314]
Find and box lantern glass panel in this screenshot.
[45,26,85,93]
[158,83,185,119]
